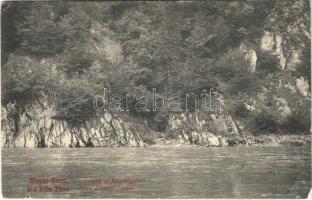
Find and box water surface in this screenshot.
[2,146,311,198]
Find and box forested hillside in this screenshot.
[1,1,311,147]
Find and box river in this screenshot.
[2,146,311,198]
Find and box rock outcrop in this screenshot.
[260,31,303,71]
[1,102,145,147]
[166,112,240,146]
[239,42,257,73]
[295,76,310,97]
[260,31,287,70]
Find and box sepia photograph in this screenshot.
[1,0,311,198]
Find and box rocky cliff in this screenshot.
[2,100,310,148]
[1,101,146,147]
[163,112,239,146]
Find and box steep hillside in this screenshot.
[1,1,311,147]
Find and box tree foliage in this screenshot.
[1,1,310,133]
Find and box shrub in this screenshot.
[233,102,249,118]
[144,111,169,132]
[281,111,310,134]
[252,111,279,134]
[141,133,156,145]
[256,52,280,76]
[228,71,256,94]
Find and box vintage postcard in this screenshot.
[1,0,311,199]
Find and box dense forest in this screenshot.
[1,1,311,147]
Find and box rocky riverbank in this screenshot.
[2,134,309,148]
[150,134,311,147]
[1,101,311,148]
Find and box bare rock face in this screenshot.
[286,51,301,71]
[275,34,287,70]
[260,31,286,70]
[295,76,310,97]
[260,31,275,52]
[1,102,145,148]
[260,31,302,71]
[239,42,257,73]
[167,112,239,146]
[188,131,221,146]
[211,114,239,136]
[244,102,256,111]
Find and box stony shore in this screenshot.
[150,134,311,148]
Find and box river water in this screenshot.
[2,146,311,198]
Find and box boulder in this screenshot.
[206,133,219,147]
[296,76,310,97]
